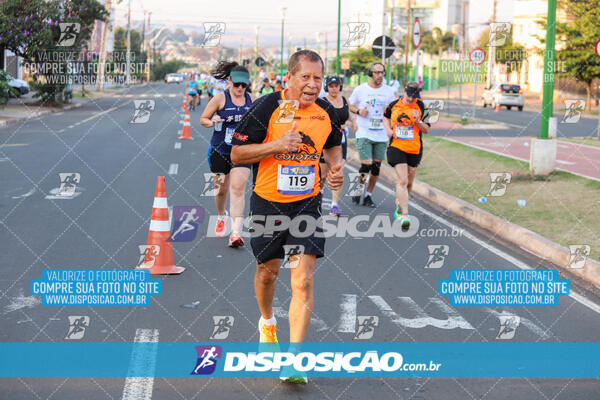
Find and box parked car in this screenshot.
[164,73,183,84]
[0,70,29,95]
[482,83,523,111]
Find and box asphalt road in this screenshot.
[432,100,598,138]
[1,83,599,399]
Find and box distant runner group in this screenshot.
[179,50,430,384]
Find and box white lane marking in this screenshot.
[168,163,178,175]
[345,164,600,315]
[174,142,181,149]
[11,188,36,199]
[3,288,41,314]
[556,160,576,165]
[273,296,329,332]
[484,308,551,339]
[121,328,159,400]
[369,295,474,330]
[67,125,75,129]
[338,294,357,333]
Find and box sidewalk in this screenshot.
[0,83,146,129]
[442,135,600,182]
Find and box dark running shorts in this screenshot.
[249,192,325,264]
[386,146,423,168]
[208,148,250,174]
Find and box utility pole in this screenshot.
[459,1,468,105]
[403,0,411,84]
[336,0,341,74]
[146,12,151,82]
[486,0,497,88]
[280,7,286,77]
[387,3,394,82]
[324,32,328,74]
[540,0,557,139]
[125,0,131,86]
[96,0,112,91]
[254,26,259,86]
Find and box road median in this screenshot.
[346,136,600,287]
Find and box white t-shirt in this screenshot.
[349,83,397,142]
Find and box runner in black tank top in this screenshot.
[320,76,352,217]
[200,62,255,247]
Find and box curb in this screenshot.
[346,147,600,287]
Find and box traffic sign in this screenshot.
[372,36,395,59]
[341,57,350,70]
[255,57,265,67]
[413,18,422,49]
[469,48,486,65]
[596,38,600,58]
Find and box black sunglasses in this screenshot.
[233,82,248,88]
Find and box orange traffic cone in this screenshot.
[179,110,192,140]
[494,103,501,113]
[143,176,185,275]
[182,95,188,111]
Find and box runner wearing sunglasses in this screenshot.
[200,62,255,247]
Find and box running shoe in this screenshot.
[362,195,376,208]
[280,369,308,384]
[258,318,280,353]
[215,212,228,237]
[393,206,411,231]
[329,204,341,217]
[228,231,244,247]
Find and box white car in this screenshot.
[3,72,29,95]
[482,83,524,111]
[165,73,183,84]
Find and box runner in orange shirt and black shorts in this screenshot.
[383,82,430,230]
[231,50,344,384]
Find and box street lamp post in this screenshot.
[280,7,287,77]
[336,0,341,75]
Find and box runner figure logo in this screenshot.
[57,23,80,46]
[344,22,370,47]
[487,172,512,196]
[486,22,511,47]
[170,206,204,242]
[425,245,449,269]
[130,100,155,124]
[58,173,80,197]
[65,316,89,340]
[345,172,365,197]
[496,315,520,339]
[422,100,444,124]
[191,345,222,375]
[137,245,161,268]
[210,316,234,339]
[201,23,226,47]
[200,173,225,197]
[562,100,585,123]
[281,245,305,269]
[567,245,590,269]
[275,100,299,124]
[354,316,378,340]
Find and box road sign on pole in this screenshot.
[372,35,395,59]
[412,18,421,49]
[255,57,265,67]
[469,48,486,65]
[469,48,486,119]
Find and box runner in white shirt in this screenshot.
[348,62,396,207]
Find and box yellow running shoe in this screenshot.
[258,318,280,353]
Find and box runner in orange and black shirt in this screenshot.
[383,82,430,230]
[231,50,343,385]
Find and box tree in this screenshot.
[536,0,600,110]
[330,47,380,78]
[0,0,107,104]
[476,27,525,75]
